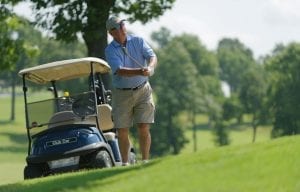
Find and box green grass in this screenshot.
[0,95,27,185]
[0,93,272,187]
[0,135,299,192]
[181,116,272,154]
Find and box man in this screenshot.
[105,16,157,165]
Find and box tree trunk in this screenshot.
[192,111,197,152]
[237,113,243,124]
[252,125,257,143]
[82,0,113,90]
[252,114,257,143]
[167,108,178,154]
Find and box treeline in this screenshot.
[1,16,300,157]
[149,27,300,155]
[149,27,300,156]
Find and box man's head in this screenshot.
[106,16,127,43]
[106,16,126,32]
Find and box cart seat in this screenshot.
[48,111,78,128]
[97,104,114,131]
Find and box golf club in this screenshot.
[122,46,146,68]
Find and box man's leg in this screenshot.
[137,123,151,160]
[117,128,130,164]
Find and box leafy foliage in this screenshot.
[150,27,172,48]
[0,7,23,70]
[265,43,300,137]
[222,94,243,121]
[113,0,175,23]
[149,30,228,154]
[217,38,255,93]
[28,0,175,58]
[0,15,86,82]
[151,39,197,155]
[213,121,230,146]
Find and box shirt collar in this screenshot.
[111,34,132,48]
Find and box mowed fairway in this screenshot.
[0,94,27,185]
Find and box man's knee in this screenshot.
[138,123,149,130]
[117,128,129,138]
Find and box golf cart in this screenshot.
[19,57,134,179]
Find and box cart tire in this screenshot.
[24,164,44,179]
[92,150,113,168]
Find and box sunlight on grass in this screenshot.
[0,162,25,185]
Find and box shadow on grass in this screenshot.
[0,120,13,125]
[0,160,160,192]
[0,146,27,153]
[193,122,254,132]
[228,122,253,131]
[1,132,27,145]
[0,132,27,154]
[187,123,211,131]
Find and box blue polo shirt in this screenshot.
[105,34,156,89]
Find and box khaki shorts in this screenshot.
[112,82,155,128]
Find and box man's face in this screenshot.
[109,21,126,43]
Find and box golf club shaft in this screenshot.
[122,47,146,68]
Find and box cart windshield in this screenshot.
[27,91,97,136]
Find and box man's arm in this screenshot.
[116,56,157,77]
[147,56,157,76]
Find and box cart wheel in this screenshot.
[92,150,113,168]
[24,164,44,179]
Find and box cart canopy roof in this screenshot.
[18,57,111,84]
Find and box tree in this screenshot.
[0,1,22,71]
[222,94,243,121]
[151,37,198,155]
[0,12,87,121]
[217,38,258,124]
[1,1,36,121]
[217,38,255,93]
[213,120,230,146]
[150,27,172,48]
[26,0,176,87]
[239,65,268,142]
[9,18,43,121]
[265,42,300,137]
[176,34,219,77]
[0,2,31,120]
[150,31,225,153]
[174,34,224,148]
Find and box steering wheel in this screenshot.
[72,93,96,117]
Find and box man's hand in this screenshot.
[116,66,154,77]
[148,66,155,76]
[141,67,155,76]
[140,66,154,76]
[141,68,149,76]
